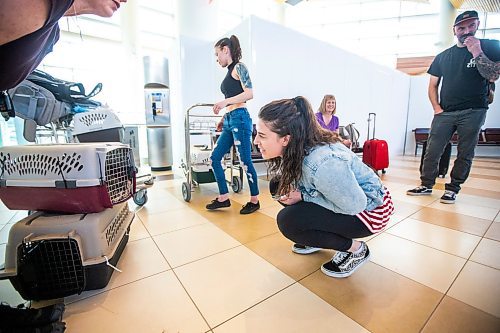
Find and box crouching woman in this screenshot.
[254,96,394,278]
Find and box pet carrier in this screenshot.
[0,143,136,213]
[72,109,153,207]
[0,202,134,300]
[190,146,216,184]
[72,107,124,143]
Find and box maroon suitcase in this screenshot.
[362,113,389,174]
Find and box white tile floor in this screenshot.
[0,155,499,332]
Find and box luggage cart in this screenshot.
[180,103,243,202]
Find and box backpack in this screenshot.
[339,123,362,152]
[26,70,102,107]
[7,70,102,126]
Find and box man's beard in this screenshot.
[458,32,475,44]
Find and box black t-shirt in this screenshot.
[427,39,500,112]
[0,0,74,91]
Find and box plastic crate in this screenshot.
[73,107,124,143]
[0,143,136,213]
[0,202,134,300]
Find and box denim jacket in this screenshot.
[298,143,385,215]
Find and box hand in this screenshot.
[433,105,444,115]
[213,100,228,115]
[463,36,483,58]
[216,119,223,132]
[278,189,302,205]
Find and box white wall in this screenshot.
[248,17,410,155]
[405,75,500,157]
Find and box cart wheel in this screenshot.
[133,189,148,206]
[382,169,387,174]
[231,176,242,193]
[182,182,192,202]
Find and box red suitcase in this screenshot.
[362,113,389,174]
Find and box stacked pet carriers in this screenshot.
[0,142,136,301]
[0,143,136,213]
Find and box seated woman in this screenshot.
[316,94,339,132]
[254,96,394,278]
[316,95,351,147]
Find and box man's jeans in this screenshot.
[421,108,487,193]
[210,108,259,196]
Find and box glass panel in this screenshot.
[400,0,439,16]
[359,18,400,38]
[139,8,175,36]
[60,17,122,41]
[397,34,439,56]
[484,13,500,29]
[399,14,439,36]
[360,0,401,20]
[139,0,175,13]
[358,36,400,55]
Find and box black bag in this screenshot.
[26,70,102,108]
[420,140,451,178]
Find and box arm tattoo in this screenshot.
[475,53,500,82]
[235,63,253,89]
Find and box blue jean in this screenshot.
[210,108,259,196]
[421,108,487,193]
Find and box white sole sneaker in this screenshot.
[321,253,371,278]
[292,244,321,255]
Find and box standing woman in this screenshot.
[207,35,260,214]
[316,94,339,133]
[254,96,394,278]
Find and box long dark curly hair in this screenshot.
[259,96,341,196]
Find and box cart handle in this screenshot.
[186,103,215,115]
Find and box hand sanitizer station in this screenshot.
[144,56,173,171]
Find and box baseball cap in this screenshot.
[454,10,479,26]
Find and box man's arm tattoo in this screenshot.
[236,63,253,89]
[475,53,500,81]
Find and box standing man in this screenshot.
[407,10,500,203]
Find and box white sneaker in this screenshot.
[292,244,321,255]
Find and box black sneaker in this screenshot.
[321,242,370,278]
[292,244,321,254]
[406,185,432,196]
[206,198,231,210]
[440,190,456,204]
[0,302,65,328]
[240,201,260,214]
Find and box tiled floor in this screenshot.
[1,155,499,332]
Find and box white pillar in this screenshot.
[437,0,457,52]
[176,0,220,41]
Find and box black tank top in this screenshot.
[220,62,244,99]
[0,0,74,91]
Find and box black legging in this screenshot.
[270,178,373,251]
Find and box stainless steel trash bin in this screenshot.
[147,126,173,171]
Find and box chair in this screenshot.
[413,128,429,155]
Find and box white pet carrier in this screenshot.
[0,143,136,213]
[0,202,134,300]
[190,147,216,183]
[72,107,124,143]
